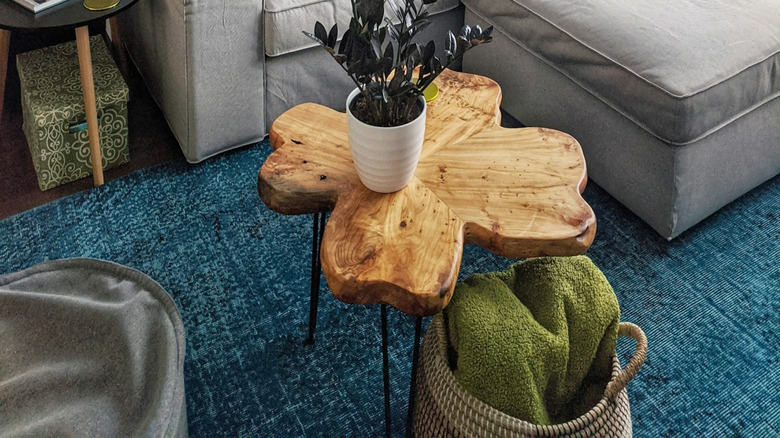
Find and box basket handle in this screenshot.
[604,322,647,401]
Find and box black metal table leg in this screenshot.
[381,304,392,438]
[306,212,326,345]
[406,316,423,437]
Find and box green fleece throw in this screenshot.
[444,256,620,425]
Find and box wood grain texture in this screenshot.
[75,26,104,186]
[415,126,595,257]
[321,178,464,316]
[259,69,595,316]
[260,103,356,215]
[418,70,501,162]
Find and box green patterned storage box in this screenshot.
[17,35,129,191]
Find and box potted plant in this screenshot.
[305,0,492,193]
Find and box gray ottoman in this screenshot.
[0,259,188,437]
[462,0,780,239]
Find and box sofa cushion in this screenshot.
[265,0,462,57]
[461,0,780,145]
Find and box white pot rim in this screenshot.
[346,88,427,130]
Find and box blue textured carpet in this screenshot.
[1,139,778,437]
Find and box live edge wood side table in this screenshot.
[258,69,596,436]
[0,0,139,186]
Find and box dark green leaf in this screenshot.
[389,70,405,90]
[471,26,493,46]
[367,81,383,97]
[405,59,415,80]
[410,18,431,36]
[314,22,328,44]
[365,0,384,26]
[444,49,454,64]
[355,0,368,23]
[398,32,411,49]
[338,29,352,54]
[383,43,394,72]
[349,16,361,32]
[371,39,383,59]
[327,24,339,48]
[422,40,435,65]
[433,58,442,75]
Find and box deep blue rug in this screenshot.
[1,139,778,437]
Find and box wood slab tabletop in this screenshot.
[259,69,596,316]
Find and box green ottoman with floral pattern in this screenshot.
[16,35,129,191]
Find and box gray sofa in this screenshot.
[120,0,779,239]
[118,0,464,163]
[461,0,780,239]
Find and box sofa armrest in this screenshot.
[119,0,265,162]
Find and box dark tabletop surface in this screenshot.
[0,0,139,30]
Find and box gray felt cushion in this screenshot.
[0,259,188,437]
[461,0,780,145]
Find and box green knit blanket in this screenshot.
[444,256,620,425]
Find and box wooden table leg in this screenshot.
[75,26,104,186]
[0,29,10,123]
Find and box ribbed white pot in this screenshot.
[346,88,426,193]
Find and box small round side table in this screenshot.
[0,0,140,186]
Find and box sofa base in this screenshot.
[119,0,265,163]
[463,9,780,239]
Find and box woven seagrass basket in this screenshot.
[414,315,647,437]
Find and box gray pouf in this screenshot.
[0,259,188,437]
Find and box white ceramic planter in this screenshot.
[346,88,426,193]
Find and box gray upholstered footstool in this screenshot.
[462,0,779,239]
[0,259,188,437]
